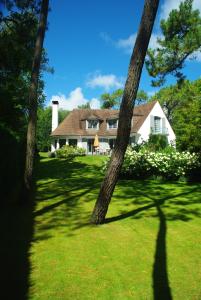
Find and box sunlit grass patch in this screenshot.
[29,154,201,300]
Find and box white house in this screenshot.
[51,100,176,154]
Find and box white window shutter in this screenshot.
[150,115,154,133]
[162,117,166,134]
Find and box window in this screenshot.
[87,120,99,129]
[99,138,108,143]
[59,139,66,148]
[69,139,77,147]
[108,119,118,129]
[154,116,161,133]
[129,136,136,145]
[109,139,116,149]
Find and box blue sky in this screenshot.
[44,0,201,109]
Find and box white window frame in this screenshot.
[86,119,99,129]
[107,119,118,129]
[154,116,161,133]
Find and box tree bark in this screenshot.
[91,0,159,224]
[24,0,49,196]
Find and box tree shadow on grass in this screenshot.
[33,157,201,299]
[105,183,201,300]
[0,156,104,300]
[0,192,35,300]
[153,201,172,300]
[34,157,104,241]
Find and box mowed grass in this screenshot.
[29,154,201,300]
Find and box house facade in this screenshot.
[51,100,176,154]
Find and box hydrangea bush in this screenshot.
[56,145,86,160]
[102,146,200,180]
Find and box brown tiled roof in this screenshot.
[51,101,157,137]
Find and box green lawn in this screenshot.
[1,154,201,299]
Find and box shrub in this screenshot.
[102,146,200,181]
[56,145,86,160]
[130,134,168,153]
[146,134,168,151]
[74,147,86,156]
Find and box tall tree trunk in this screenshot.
[24,0,49,196]
[91,0,159,224]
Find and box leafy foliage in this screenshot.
[0,0,49,200]
[100,89,148,109]
[146,0,201,86]
[103,147,200,181]
[36,107,69,151]
[100,89,123,109]
[151,79,201,152]
[135,89,149,105]
[146,134,168,152]
[58,109,70,123]
[36,107,52,151]
[77,102,91,109]
[56,145,86,160]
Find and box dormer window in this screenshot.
[87,119,99,129]
[107,119,118,129]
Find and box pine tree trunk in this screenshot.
[91,0,159,224]
[24,0,49,196]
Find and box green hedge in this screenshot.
[56,145,86,160]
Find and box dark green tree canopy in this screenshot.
[152,79,201,152]
[100,89,148,109]
[0,0,50,138]
[100,89,123,109]
[36,107,69,151]
[146,0,201,86]
[0,0,49,200]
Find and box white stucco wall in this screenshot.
[137,102,176,144]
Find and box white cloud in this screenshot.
[99,32,113,44]
[90,98,101,109]
[116,33,137,54]
[160,0,201,20]
[86,73,124,90]
[188,50,201,62]
[195,51,201,62]
[116,33,161,54]
[50,87,100,110]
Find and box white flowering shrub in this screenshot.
[102,146,200,180]
[122,147,200,180]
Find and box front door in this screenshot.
[87,139,94,154]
